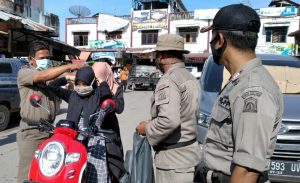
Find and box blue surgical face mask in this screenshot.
[35,58,52,71]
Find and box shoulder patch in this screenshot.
[242,97,258,113]
[218,95,230,111]
[242,91,262,99]
[157,90,167,101]
[155,80,170,105]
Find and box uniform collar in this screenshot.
[230,58,262,82]
[165,62,185,75]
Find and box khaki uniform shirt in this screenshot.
[145,62,201,169]
[205,58,283,175]
[18,66,59,139]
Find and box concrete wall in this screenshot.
[29,0,44,23]
[0,0,14,12]
[131,28,168,49]
[120,24,131,48]
[169,19,210,53]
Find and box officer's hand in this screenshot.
[69,63,86,71]
[136,121,148,136]
[65,73,75,81]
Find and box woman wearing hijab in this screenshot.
[92,62,124,114]
[48,66,112,129]
[48,66,117,183]
[92,62,127,182]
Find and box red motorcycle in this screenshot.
[24,94,115,183]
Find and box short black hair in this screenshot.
[220,31,258,51]
[159,50,184,60]
[28,40,49,57]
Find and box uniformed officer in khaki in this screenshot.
[198,4,283,183]
[136,34,200,183]
[17,40,83,183]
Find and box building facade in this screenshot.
[65,0,300,65]
[256,6,300,55]
[65,0,188,65]
[0,0,78,58]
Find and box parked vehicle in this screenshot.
[128,65,160,90]
[197,54,300,183]
[0,58,23,131]
[24,94,116,183]
[186,66,201,79]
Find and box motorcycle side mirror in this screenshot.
[101,99,116,112]
[29,94,42,108]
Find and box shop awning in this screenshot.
[264,22,290,27]
[35,35,81,56]
[175,25,200,28]
[0,10,21,21]
[126,48,155,54]
[184,52,210,63]
[0,10,55,32]
[10,30,81,57]
[98,13,129,32]
[0,31,8,35]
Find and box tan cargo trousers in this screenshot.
[17,121,49,183]
[156,167,195,183]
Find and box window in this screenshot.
[266,30,272,42]
[265,27,288,43]
[141,30,158,45]
[106,31,122,40]
[0,63,12,74]
[179,27,198,43]
[73,32,89,46]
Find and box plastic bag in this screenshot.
[125,132,155,183]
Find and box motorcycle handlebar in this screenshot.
[101,99,116,112]
[26,121,40,126]
[23,119,54,133]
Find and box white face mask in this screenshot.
[35,58,52,71]
[74,78,95,97]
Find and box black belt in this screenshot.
[153,138,196,151]
[194,165,269,183]
[22,118,40,124]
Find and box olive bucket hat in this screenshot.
[155,34,190,54]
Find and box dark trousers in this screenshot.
[121,80,127,92]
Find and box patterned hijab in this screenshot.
[92,62,119,95]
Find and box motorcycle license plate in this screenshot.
[268,160,300,177]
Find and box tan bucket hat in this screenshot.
[155,34,190,54]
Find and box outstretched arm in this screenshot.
[48,77,72,103]
[33,63,84,83]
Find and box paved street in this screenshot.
[0,90,153,182]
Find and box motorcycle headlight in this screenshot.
[198,112,210,128]
[39,141,65,177]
